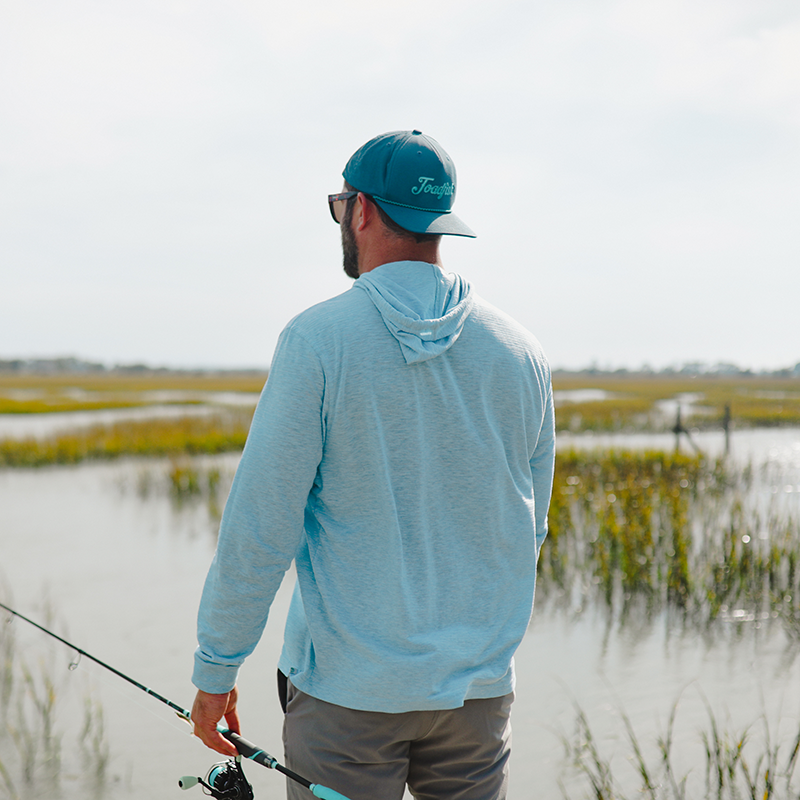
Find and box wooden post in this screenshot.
[672,407,683,452]
[672,404,701,454]
[723,404,731,457]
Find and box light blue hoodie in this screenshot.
[194,261,555,712]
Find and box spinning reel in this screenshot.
[179,757,254,800]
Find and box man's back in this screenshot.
[200,260,554,712]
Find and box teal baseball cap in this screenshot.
[343,130,476,238]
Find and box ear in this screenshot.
[354,192,376,232]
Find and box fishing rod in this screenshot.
[0,601,351,800]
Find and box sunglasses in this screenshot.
[328,191,359,224]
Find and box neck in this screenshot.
[359,239,441,275]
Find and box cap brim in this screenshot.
[374,198,477,238]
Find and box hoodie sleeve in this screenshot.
[192,326,324,693]
[531,381,556,556]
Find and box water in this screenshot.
[1,429,800,798]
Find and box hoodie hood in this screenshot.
[354,261,475,364]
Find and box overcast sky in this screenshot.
[2,0,798,371]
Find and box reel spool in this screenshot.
[179,757,254,800]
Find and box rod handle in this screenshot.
[218,726,353,800]
[220,728,278,769]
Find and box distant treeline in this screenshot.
[2,356,800,378]
[0,357,268,376]
[554,363,800,379]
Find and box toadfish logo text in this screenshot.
[411,176,455,199]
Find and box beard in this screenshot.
[341,202,360,279]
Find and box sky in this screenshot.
[1,0,799,372]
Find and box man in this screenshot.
[191,130,555,800]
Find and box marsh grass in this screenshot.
[0,371,267,398]
[0,604,110,799]
[563,695,800,799]
[0,620,61,798]
[0,371,265,416]
[0,621,13,724]
[7,664,62,792]
[0,398,148,415]
[0,374,797,467]
[553,374,800,431]
[0,616,14,800]
[0,410,253,468]
[129,459,234,523]
[78,697,109,785]
[539,450,800,637]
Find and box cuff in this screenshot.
[192,648,241,694]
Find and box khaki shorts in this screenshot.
[282,678,513,800]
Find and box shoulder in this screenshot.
[467,293,549,367]
[282,286,375,342]
[271,285,383,371]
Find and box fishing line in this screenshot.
[83,658,195,737]
[13,627,174,733]
[0,601,351,800]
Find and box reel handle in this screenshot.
[178,775,200,789]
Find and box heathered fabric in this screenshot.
[193,260,555,712]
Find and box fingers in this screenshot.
[223,685,241,735]
[191,688,240,757]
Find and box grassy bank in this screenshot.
[0,372,266,415]
[0,412,253,468]
[552,373,800,431]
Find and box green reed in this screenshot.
[129,460,233,523]
[562,696,800,799]
[0,618,14,800]
[79,697,109,786]
[1,631,60,797]
[538,450,800,637]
